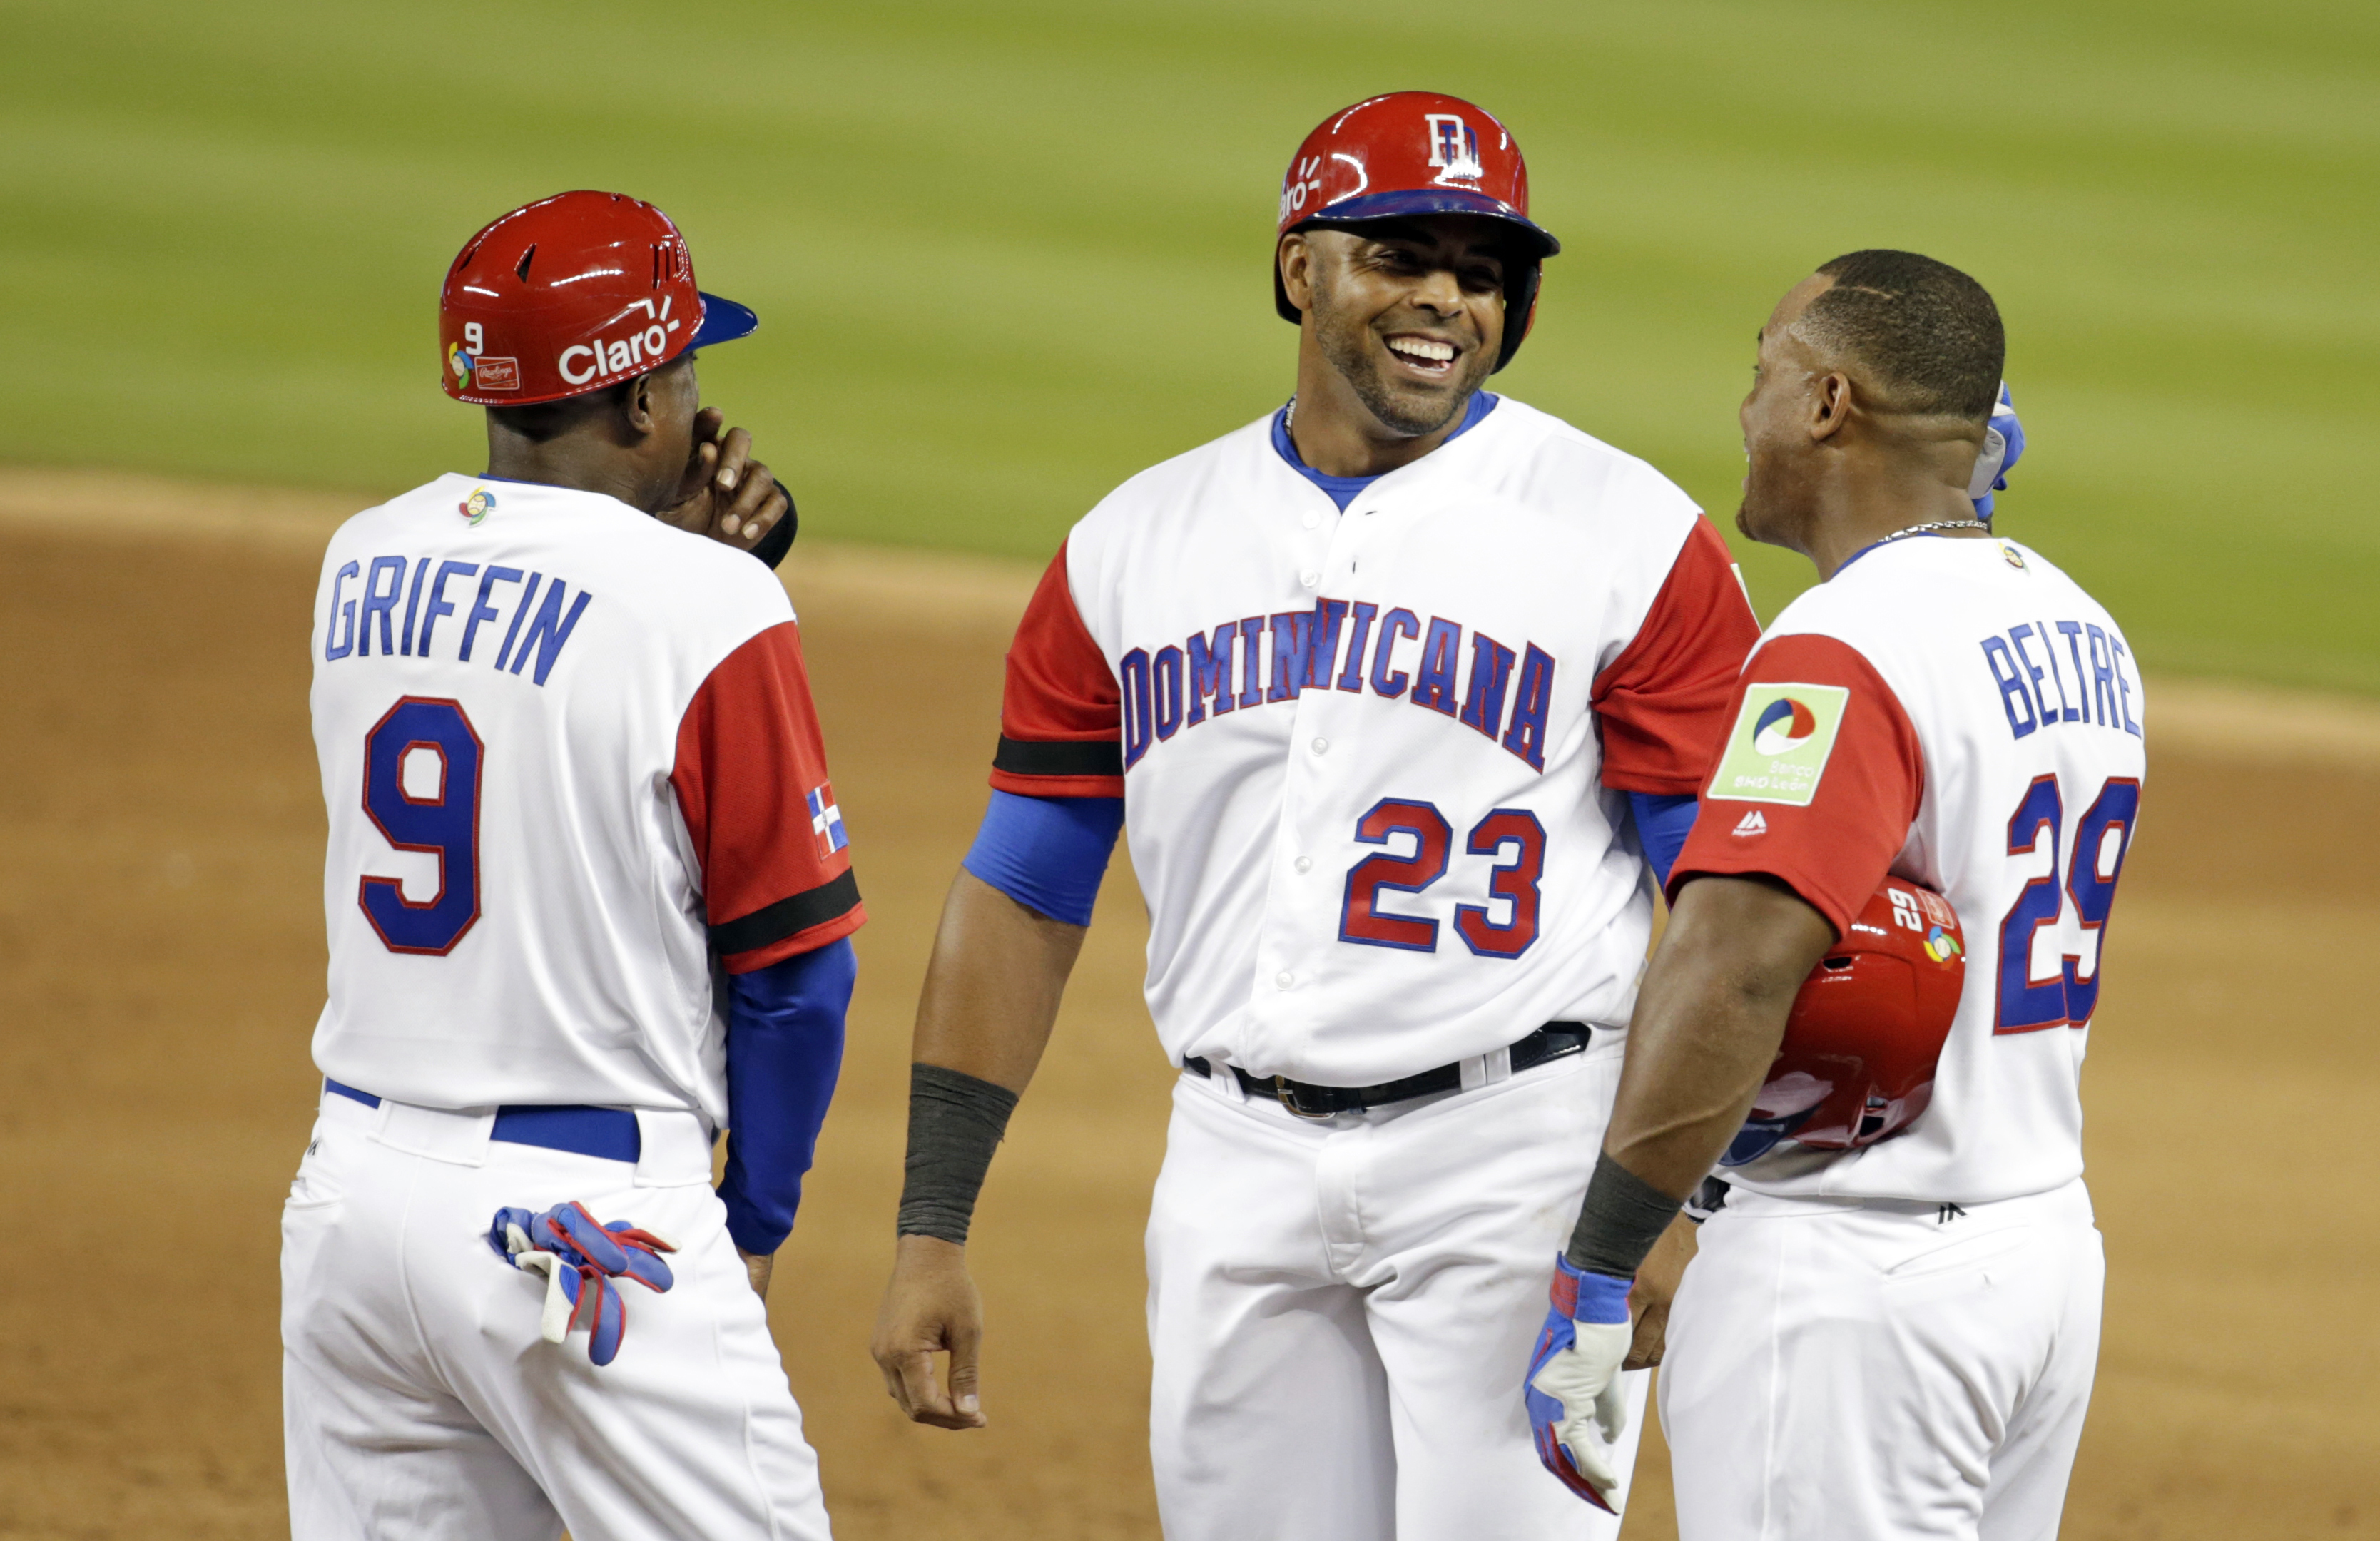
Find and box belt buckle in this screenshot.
[1271,1077,1337,1121]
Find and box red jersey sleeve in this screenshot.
[672,621,865,973]
[1668,632,1924,938]
[987,541,1125,799]
[1592,519,1763,794]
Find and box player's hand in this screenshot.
[738,1246,774,1300]
[658,406,790,551]
[872,1234,988,1430]
[1622,1213,1699,1371]
[1525,1255,1633,1512]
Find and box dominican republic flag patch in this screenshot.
[807,783,848,858]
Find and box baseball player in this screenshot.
[870,93,1760,1538]
[1528,251,2141,1539]
[285,190,862,1540]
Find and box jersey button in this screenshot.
[1298,569,1320,589]
[1273,970,1295,990]
[1301,510,1321,530]
[1293,855,1313,873]
[1310,736,1329,755]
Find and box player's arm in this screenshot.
[1589,634,1922,1224]
[718,937,855,1298]
[873,544,1125,1431]
[673,616,867,1296]
[1529,634,1921,1504]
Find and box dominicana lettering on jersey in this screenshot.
[1118,596,1557,773]
[321,552,594,684]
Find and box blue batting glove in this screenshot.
[1525,1254,1634,1512]
[488,1201,677,1366]
[1968,380,2025,522]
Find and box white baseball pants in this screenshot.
[1659,1179,2103,1541]
[280,1086,832,1541]
[1146,1036,1647,1541]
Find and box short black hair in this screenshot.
[1799,250,2003,421]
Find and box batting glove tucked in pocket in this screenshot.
[1524,1254,1634,1513]
[488,1201,678,1367]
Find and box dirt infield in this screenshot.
[1,477,2374,1539]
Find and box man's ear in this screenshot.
[619,372,658,439]
[1809,372,1853,443]
[1278,233,1315,316]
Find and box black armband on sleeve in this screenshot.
[1563,1151,1687,1278]
[895,1063,1019,1245]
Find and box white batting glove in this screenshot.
[1524,1256,1634,1510]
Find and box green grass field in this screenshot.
[3,1,2374,688]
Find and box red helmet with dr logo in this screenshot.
[1273,92,1561,371]
[439,190,759,407]
[1722,875,1967,1167]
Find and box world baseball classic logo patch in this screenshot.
[1709,683,1851,807]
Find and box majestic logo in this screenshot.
[1709,682,1851,809]
[808,783,848,858]
[1732,809,1768,837]
[1751,696,1820,756]
[1924,925,1963,965]
[459,487,495,524]
[1424,113,1483,179]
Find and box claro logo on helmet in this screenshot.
[558,296,684,387]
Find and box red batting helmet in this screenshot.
[438,190,759,407]
[1721,876,1967,1167]
[1273,92,1560,372]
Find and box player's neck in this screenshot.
[483,437,669,515]
[1804,454,1987,580]
[1288,358,1475,480]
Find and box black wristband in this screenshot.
[1563,1151,1686,1278]
[895,1063,1019,1245]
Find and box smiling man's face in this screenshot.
[1297,216,1510,436]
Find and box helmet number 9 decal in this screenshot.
[358,696,484,955]
[1995,773,2138,1033]
[1338,798,1545,958]
[464,322,484,352]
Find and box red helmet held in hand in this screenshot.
[438,190,759,407]
[1722,876,1966,1166]
[1273,92,1560,372]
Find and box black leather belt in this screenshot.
[1183,1022,1593,1119]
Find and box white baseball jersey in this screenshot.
[1674,533,2146,1205]
[306,473,863,1123]
[991,396,1758,1085]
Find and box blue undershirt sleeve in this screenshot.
[1629,791,1699,888]
[960,789,1125,927]
[719,935,855,1256]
